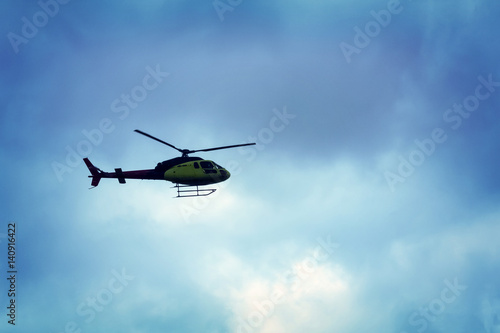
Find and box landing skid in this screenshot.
[173,184,216,198]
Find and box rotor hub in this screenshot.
[180,149,191,157]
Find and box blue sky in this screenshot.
[1,0,500,332]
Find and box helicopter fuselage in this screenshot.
[83,157,230,188]
[157,157,230,185]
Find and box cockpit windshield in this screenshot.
[200,161,214,169]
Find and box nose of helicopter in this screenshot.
[220,168,231,181]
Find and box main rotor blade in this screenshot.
[191,143,256,153]
[134,129,182,153]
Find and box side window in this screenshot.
[194,162,199,169]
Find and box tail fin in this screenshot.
[83,158,102,187]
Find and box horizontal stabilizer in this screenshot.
[115,168,126,184]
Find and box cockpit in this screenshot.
[197,160,222,174]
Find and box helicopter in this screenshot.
[83,129,256,197]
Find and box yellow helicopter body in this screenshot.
[162,159,230,185]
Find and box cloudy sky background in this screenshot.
[1,0,500,332]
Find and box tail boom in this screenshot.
[83,158,163,187]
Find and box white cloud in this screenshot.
[192,246,355,333]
